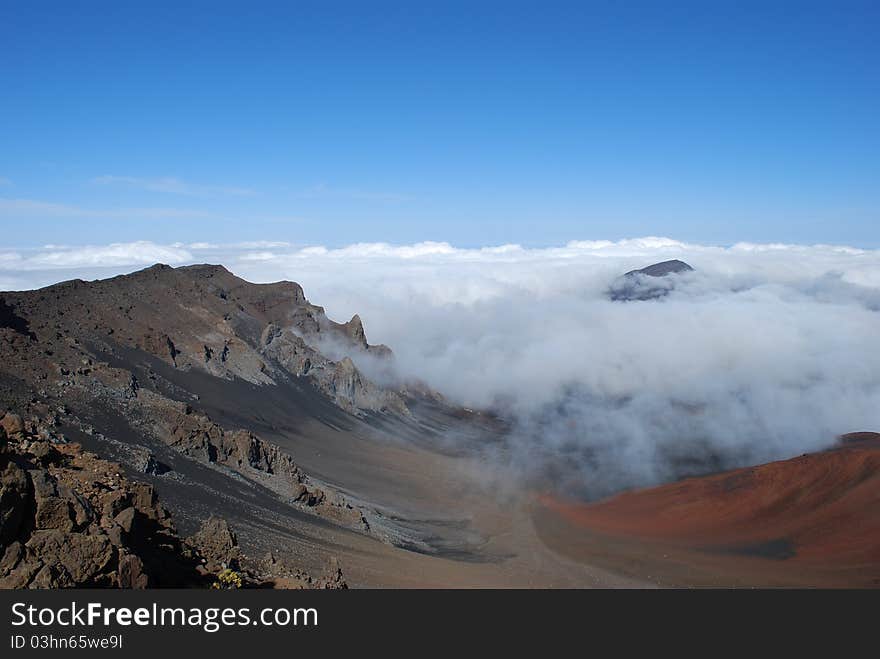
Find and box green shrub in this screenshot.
[211,569,243,590]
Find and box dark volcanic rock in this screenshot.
[1,413,25,439]
[0,424,198,589]
[130,447,169,476]
[0,298,35,339]
[187,517,241,572]
[0,417,342,589]
[0,444,32,546]
[117,553,149,589]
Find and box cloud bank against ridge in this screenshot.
[2,237,879,497]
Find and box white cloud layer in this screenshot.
[0,242,193,271]
[2,237,879,496]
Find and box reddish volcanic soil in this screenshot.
[534,433,880,587]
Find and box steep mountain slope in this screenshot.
[0,264,501,586]
[0,264,423,532]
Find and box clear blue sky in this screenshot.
[1,1,878,248]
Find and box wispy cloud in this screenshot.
[175,240,292,251]
[295,183,412,203]
[0,177,12,187]
[0,197,214,220]
[92,175,255,197]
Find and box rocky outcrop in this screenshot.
[0,417,348,590]
[0,432,30,547]
[164,404,302,480]
[134,400,369,531]
[340,314,368,349]
[325,357,408,417]
[0,424,192,588]
[130,447,168,475]
[260,323,319,377]
[186,517,241,574]
[255,552,348,590]
[261,323,408,416]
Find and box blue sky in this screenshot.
[1,1,878,248]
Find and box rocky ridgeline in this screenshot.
[2,264,408,418]
[261,322,407,416]
[134,264,405,416]
[0,413,347,589]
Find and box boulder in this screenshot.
[1,413,24,438]
[0,559,42,589]
[30,563,74,589]
[114,506,138,536]
[29,470,75,532]
[292,482,325,507]
[187,517,240,571]
[29,440,61,465]
[117,553,149,589]
[26,530,116,586]
[101,490,132,519]
[0,540,23,576]
[0,461,32,544]
[130,447,169,475]
[315,558,349,590]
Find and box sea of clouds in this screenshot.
[3,237,879,497]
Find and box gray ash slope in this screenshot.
[0,264,504,584]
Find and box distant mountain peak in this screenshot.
[609,259,695,301]
[624,259,694,278]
